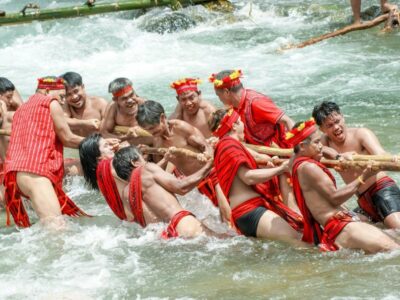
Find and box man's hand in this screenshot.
[359,161,377,183]
[85,119,101,131]
[279,160,290,174]
[105,138,121,152]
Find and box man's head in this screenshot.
[209,108,244,141]
[312,101,346,144]
[209,70,243,106]
[108,78,140,116]
[287,120,322,160]
[0,77,15,107]
[112,146,144,181]
[136,100,167,137]
[36,76,66,104]
[61,72,87,109]
[79,133,117,189]
[171,78,202,115]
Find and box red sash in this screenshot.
[357,176,396,222]
[292,157,337,247]
[319,211,355,251]
[96,159,127,221]
[4,171,88,227]
[214,136,303,232]
[128,166,146,227]
[161,210,194,239]
[197,168,219,206]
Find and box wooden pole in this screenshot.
[320,158,400,172]
[113,125,152,137]
[244,143,293,157]
[0,129,11,136]
[0,0,229,27]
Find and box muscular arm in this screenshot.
[100,102,122,139]
[237,163,286,186]
[50,100,84,148]
[150,161,212,195]
[359,128,387,155]
[177,121,211,153]
[300,162,363,206]
[278,114,295,131]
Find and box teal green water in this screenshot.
[1,0,400,299]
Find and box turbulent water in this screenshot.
[1,0,400,299]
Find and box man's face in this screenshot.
[65,85,86,109]
[99,138,116,159]
[214,87,231,106]
[177,90,200,115]
[234,118,245,141]
[141,114,167,137]
[320,112,346,143]
[302,131,323,160]
[0,90,13,107]
[114,87,140,116]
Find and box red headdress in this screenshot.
[170,78,201,95]
[209,70,243,89]
[112,85,133,98]
[285,118,317,147]
[213,108,240,138]
[37,77,65,90]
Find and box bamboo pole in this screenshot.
[0,0,227,26]
[113,125,152,137]
[141,146,209,161]
[0,129,11,136]
[320,158,400,172]
[244,143,293,157]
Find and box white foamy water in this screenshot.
[1,0,400,298]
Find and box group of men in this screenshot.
[1,69,400,253]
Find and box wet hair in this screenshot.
[312,101,341,126]
[108,77,133,95]
[0,77,15,94]
[214,70,243,93]
[61,71,83,88]
[79,133,102,190]
[208,108,229,132]
[112,146,140,181]
[136,100,164,127]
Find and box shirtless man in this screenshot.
[350,0,397,25]
[210,69,297,212]
[289,119,399,253]
[4,76,88,228]
[100,77,152,146]
[212,108,303,241]
[0,77,23,111]
[79,134,214,238]
[169,78,215,138]
[61,71,108,137]
[313,101,400,229]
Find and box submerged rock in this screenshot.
[139,11,196,34]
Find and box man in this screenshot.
[4,76,88,228]
[212,108,303,241]
[61,71,108,137]
[169,78,216,138]
[313,101,400,229]
[289,118,400,253]
[100,77,152,146]
[350,0,397,25]
[210,70,297,212]
[79,134,214,238]
[0,77,23,111]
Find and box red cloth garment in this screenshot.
[357,176,396,222]
[128,166,146,227]
[235,89,290,148]
[96,159,127,221]
[197,168,219,206]
[214,136,303,232]
[4,171,87,227]
[318,211,356,251]
[292,157,341,250]
[4,93,87,227]
[161,210,194,239]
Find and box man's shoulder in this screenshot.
[199,99,216,112]
[88,95,108,105]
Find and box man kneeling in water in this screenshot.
[80,133,215,238]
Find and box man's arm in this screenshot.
[278,114,295,131]
[176,120,211,154]
[359,128,387,155]
[150,159,213,195]
[300,162,373,206]
[50,100,84,148]
[237,161,288,186]
[100,102,123,139]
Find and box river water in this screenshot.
[1,0,400,299]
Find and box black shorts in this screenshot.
[235,206,267,237]
[371,184,400,220]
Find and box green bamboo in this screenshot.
[0,0,226,26]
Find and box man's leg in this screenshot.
[350,0,362,24]
[16,172,64,227]
[335,222,400,253]
[175,215,205,238]
[383,212,400,229]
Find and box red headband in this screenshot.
[37,77,65,90]
[285,118,317,147]
[112,85,133,98]
[170,78,201,95]
[209,70,243,89]
[213,108,240,138]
